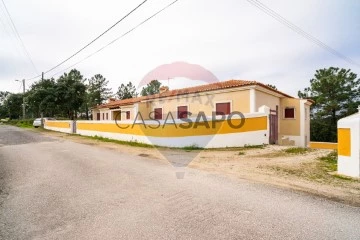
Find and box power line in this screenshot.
[1,0,39,74]
[246,0,360,68]
[49,0,180,79]
[0,8,22,55]
[27,0,148,81]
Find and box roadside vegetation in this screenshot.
[1,119,34,128]
[183,144,203,151]
[0,70,162,121]
[283,147,312,154]
[268,150,357,183]
[79,135,155,148]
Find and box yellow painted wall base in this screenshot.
[77,117,267,137]
[45,121,71,129]
[309,142,338,150]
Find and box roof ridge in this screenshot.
[95,79,292,109]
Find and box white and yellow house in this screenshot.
[88,80,313,148]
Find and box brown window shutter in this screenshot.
[284,108,295,118]
[126,111,130,120]
[154,108,162,120]
[96,113,100,120]
[216,102,230,115]
[177,106,188,119]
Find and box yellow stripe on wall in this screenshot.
[338,128,351,156]
[77,117,267,137]
[46,121,71,129]
[309,142,338,150]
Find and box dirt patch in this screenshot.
[34,129,360,206]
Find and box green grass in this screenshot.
[15,122,33,128]
[88,135,155,148]
[284,147,311,154]
[3,119,34,128]
[243,144,265,149]
[333,174,354,181]
[182,144,203,151]
[318,151,338,172]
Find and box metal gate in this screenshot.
[269,106,278,144]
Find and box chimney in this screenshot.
[107,98,116,103]
[159,86,169,94]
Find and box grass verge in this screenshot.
[284,147,311,154]
[267,150,358,183]
[183,144,203,151]
[2,119,34,128]
[78,135,155,148]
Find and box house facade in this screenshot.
[92,80,313,147]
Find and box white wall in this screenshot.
[338,113,360,177]
[44,120,73,134]
[76,112,269,148]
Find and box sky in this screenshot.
[0,0,359,97]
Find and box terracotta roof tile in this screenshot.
[95,79,293,109]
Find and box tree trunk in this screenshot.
[85,103,89,120]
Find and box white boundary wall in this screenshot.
[337,111,360,177]
[76,112,269,148]
[44,120,73,134]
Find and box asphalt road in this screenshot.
[0,125,360,240]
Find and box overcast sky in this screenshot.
[1,0,359,97]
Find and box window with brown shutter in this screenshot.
[154,108,162,120]
[102,113,104,120]
[216,102,230,115]
[284,108,295,119]
[106,113,108,120]
[177,106,188,119]
[126,111,130,120]
[96,113,100,120]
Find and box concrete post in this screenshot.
[337,107,360,177]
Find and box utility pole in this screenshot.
[15,79,26,119]
[22,79,25,119]
[41,72,44,127]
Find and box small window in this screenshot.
[216,102,230,115]
[106,113,108,120]
[177,106,188,119]
[115,111,121,120]
[154,108,162,120]
[102,113,104,120]
[284,107,295,119]
[126,111,130,120]
[96,113,100,120]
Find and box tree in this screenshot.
[26,78,57,118]
[140,80,161,96]
[56,69,86,119]
[117,81,137,100]
[85,74,112,119]
[298,67,360,142]
[88,74,112,106]
[0,91,11,118]
[3,93,23,119]
[267,84,277,90]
